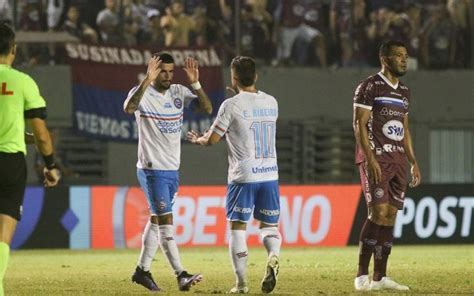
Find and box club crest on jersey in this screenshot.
[403,98,409,109]
[375,188,384,199]
[173,98,183,109]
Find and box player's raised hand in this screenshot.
[409,163,421,187]
[183,57,199,84]
[146,56,162,82]
[186,130,201,144]
[43,167,61,187]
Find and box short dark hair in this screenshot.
[153,52,174,64]
[0,23,15,56]
[231,56,256,87]
[379,41,406,57]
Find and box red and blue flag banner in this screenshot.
[66,43,225,142]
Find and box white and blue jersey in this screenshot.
[211,90,280,224]
[211,90,279,184]
[124,83,196,215]
[125,84,196,170]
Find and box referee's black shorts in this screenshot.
[0,152,27,221]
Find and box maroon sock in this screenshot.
[357,219,381,277]
[373,225,394,281]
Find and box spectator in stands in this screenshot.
[366,7,415,67]
[70,0,99,30]
[96,0,122,44]
[190,6,208,46]
[19,0,47,31]
[18,0,48,65]
[122,1,144,47]
[6,0,471,69]
[200,0,233,56]
[63,5,98,43]
[197,0,236,63]
[144,0,169,11]
[419,5,457,69]
[236,4,269,62]
[46,0,67,30]
[123,0,150,34]
[246,0,274,63]
[405,4,422,60]
[123,19,139,46]
[160,0,195,47]
[138,9,165,47]
[0,0,13,23]
[330,0,351,66]
[273,0,327,67]
[247,0,274,35]
[382,10,415,65]
[46,0,68,65]
[330,0,371,67]
[447,0,470,67]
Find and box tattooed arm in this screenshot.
[124,56,162,114]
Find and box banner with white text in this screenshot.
[348,184,474,244]
[66,43,225,142]
[11,185,473,249]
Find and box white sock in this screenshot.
[229,230,248,286]
[260,227,281,257]
[137,220,159,271]
[159,224,184,275]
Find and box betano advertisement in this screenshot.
[11,185,473,249]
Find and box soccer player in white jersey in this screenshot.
[123,52,212,292]
[187,56,281,294]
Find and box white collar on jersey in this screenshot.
[377,71,399,90]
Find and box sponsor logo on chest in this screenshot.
[382,120,404,141]
[380,107,404,117]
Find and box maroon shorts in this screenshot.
[359,161,408,210]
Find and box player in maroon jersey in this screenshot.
[352,40,421,291]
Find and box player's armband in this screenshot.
[24,107,47,119]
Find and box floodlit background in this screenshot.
[1,0,473,294]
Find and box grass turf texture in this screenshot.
[5,245,473,295]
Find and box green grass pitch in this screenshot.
[5,245,473,295]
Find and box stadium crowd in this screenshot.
[0,0,471,69]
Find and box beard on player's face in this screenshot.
[392,67,406,77]
[156,78,171,90]
[387,60,406,77]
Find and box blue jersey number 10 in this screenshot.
[250,121,276,158]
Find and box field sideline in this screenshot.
[5,245,473,295]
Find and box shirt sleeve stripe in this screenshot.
[353,103,372,110]
[214,125,226,133]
